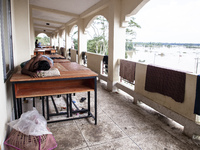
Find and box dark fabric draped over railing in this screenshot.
[119,59,136,83]
[145,64,186,103]
[194,75,200,115]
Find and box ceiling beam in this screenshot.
[35,30,51,33]
[66,18,78,26]
[31,5,79,17]
[34,24,57,29]
[33,17,64,25]
[35,27,55,31]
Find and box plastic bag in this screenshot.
[7,108,52,136]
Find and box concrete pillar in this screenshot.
[78,19,87,65]
[50,36,52,46]
[107,0,126,91]
[56,33,59,47]
[52,35,55,47]
[65,25,71,58]
[29,5,35,53]
[58,34,62,49]
[58,30,63,49]
[54,34,57,47]
[53,35,56,47]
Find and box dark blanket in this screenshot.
[194,75,200,115]
[145,65,186,103]
[120,59,136,83]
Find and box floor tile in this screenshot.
[77,121,126,146]
[89,137,140,150]
[49,123,88,150]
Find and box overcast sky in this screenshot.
[133,0,200,43]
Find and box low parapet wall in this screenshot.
[70,49,78,63]
[135,63,197,122]
[86,52,104,74]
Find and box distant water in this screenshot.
[126,46,200,74]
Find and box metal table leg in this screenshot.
[66,94,69,117]
[46,96,49,120]
[94,77,97,125]
[12,83,18,119]
[88,91,90,116]
[69,94,72,117]
[42,97,45,117]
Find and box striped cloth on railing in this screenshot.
[145,64,186,103]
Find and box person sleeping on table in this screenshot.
[21,54,53,78]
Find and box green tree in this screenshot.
[73,38,78,50]
[126,40,133,51]
[126,17,141,51]
[87,36,108,54]
[86,16,108,55]
[36,34,50,46]
[71,25,78,49]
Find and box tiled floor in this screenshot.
[22,81,200,150]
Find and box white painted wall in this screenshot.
[0,0,31,148]
[12,0,31,66]
[0,21,13,150]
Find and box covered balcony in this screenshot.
[1,0,200,149]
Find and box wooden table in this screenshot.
[34,48,56,55]
[45,54,65,59]
[10,62,98,124]
[31,54,69,63]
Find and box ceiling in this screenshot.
[29,0,102,34]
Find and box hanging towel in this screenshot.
[37,68,60,77]
[119,59,136,83]
[145,65,186,103]
[194,75,200,115]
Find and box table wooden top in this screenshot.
[34,48,56,51]
[32,54,69,63]
[45,54,65,59]
[10,62,98,82]
[31,54,65,59]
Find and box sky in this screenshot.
[133,0,200,43]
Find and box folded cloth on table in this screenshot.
[37,68,60,77]
[145,64,186,103]
[120,59,136,83]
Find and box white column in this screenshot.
[50,36,52,46]
[78,19,87,65]
[29,5,35,53]
[107,0,126,91]
[65,25,71,58]
[58,34,62,51]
